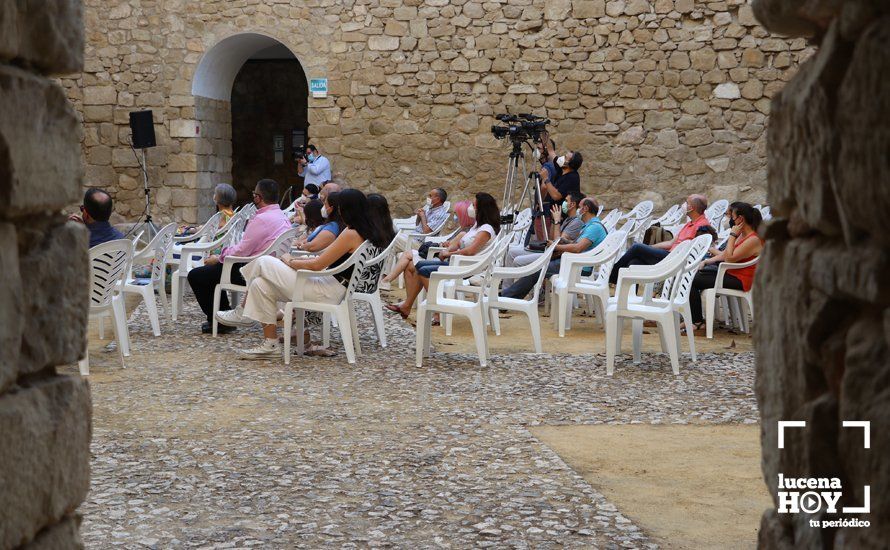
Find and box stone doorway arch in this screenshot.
[189,32,309,219]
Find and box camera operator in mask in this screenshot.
[540,150,583,220]
[297,144,332,187]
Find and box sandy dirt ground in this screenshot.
[381,287,753,356]
[530,424,772,549]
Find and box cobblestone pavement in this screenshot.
[74,294,757,548]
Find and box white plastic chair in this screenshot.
[601,208,623,232]
[283,242,373,365]
[485,241,558,352]
[122,222,177,335]
[351,237,402,349]
[703,256,758,339]
[549,230,627,336]
[705,199,729,227]
[79,239,133,375]
[605,235,711,375]
[621,200,654,222]
[442,231,510,336]
[210,227,298,336]
[415,244,499,368]
[171,217,246,321]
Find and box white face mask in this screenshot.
[556,156,566,168]
[321,206,329,219]
[467,204,476,219]
[425,197,433,207]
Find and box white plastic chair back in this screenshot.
[663,234,712,306]
[88,239,133,310]
[602,209,622,231]
[761,206,771,220]
[355,236,401,295]
[705,199,729,227]
[148,223,177,284]
[625,200,654,221]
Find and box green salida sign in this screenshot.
[310,78,328,98]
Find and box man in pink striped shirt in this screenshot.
[188,179,291,333]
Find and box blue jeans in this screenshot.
[608,243,669,284]
[415,259,448,278]
[501,259,562,299]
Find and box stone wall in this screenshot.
[0,0,92,547]
[753,0,889,547]
[61,0,811,221]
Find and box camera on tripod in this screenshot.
[490,113,550,142]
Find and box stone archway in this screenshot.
[190,33,309,219]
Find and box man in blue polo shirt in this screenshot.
[69,188,124,247]
[500,196,607,299]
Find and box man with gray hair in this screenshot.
[609,193,710,283]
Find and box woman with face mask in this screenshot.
[294,192,342,253]
[385,193,502,323]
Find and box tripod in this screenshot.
[131,143,158,242]
[501,139,546,237]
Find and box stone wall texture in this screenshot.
[753,0,889,547]
[0,0,92,548]
[60,0,812,221]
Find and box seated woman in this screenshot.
[214,183,237,229]
[688,202,763,333]
[385,193,501,321]
[294,193,342,253]
[236,189,394,359]
[381,198,475,286]
[289,183,321,225]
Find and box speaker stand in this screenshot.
[134,147,158,241]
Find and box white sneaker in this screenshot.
[216,306,255,327]
[238,339,281,360]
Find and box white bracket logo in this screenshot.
[777,420,871,514]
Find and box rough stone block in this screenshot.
[572,0,605,19]
[0,66,82,217]
[0,223,22,393]
[0,375,91,548]
[17,223,90,375]
[0,0,83,75]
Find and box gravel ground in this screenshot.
[73,291,757,549]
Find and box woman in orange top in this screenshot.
[689,202,764,329]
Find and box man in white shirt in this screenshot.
[297,144,331,186]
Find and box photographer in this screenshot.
[297,144,331,187]
[540,150,583,217]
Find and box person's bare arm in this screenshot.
[301,229,336,252]
[556,237,592,254]
[284,229,362,272]
[725,233,762,262]
[444,231,491,258]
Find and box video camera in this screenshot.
[490,113,550,142]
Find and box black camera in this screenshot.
[490,113,551,142]
[293,145,308,163]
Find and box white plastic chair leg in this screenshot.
[660,315,680,375]
[415,304,429,367]
[683,304,697,362]
[142,286,161,337]
[444,285,456,336]
[605,312,618,375]
[632,318,643,364]
[283,302,294,365]
[468,309,488,367]
[490,306,501,336]
[156,279,170,318]
[348,301,362,358]
[211,286,222,337]
[703,288,716,339]
[368,293,387,347]
[527,308,542,353]
[78,351,89,376]
[557,290,569,337]
[322,312,331,348]
[338,304,357,365]
[112,296,131,357]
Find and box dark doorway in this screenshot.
[230,57,308,206]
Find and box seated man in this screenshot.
[500,197,607,299]
[395,187,450,251]
[608,194,710,284]
[69,188,124,247]
[506,190,585,271]
[381,188,450,285]
[187,178,291,334]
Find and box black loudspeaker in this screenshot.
[129,110,156,149]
